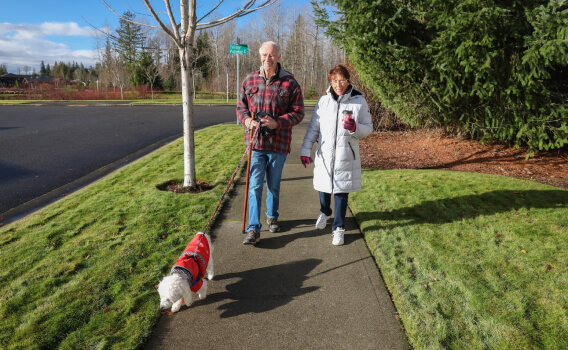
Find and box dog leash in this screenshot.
[203,124,260,235]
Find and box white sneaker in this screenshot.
[315,212,330,229]
[332,227,345,246]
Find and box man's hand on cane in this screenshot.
[244,117,259,129]
[245,115,278,130]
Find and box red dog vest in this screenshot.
[171,233,211,292]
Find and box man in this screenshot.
[236,41,304,245]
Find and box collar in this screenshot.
[259,63,281,81]
[330,84,353,101]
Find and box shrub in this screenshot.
[316,0,568,154]
[345,61,405,131]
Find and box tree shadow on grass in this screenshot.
[355,190,568,231]
[204,258,321,318]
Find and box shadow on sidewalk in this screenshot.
[199,258,321,318]
[250,219,362,249]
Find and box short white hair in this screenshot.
[259,41,281,57]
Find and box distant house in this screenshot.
[0,74,63,88]
[0,74,25,87]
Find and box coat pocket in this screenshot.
[245,87,258,96]
[246,87,261,106]
[348,141,356,160]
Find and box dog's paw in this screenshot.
[197,280,208,300]
[171,299,183,313]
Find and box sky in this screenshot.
[0,0,317,74]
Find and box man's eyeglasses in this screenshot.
[331,80,348,85]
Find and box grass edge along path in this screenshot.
[350,169,568,350]
[0,124,245,349]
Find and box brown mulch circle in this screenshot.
[359,129,568,190]
[157,180,215,193]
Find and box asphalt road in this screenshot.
[0,103,239,223]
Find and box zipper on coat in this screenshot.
[331,100,343,194]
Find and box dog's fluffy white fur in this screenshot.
[158,233,214,312]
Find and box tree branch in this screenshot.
[163,0,183,40]
[196,0,278,30]
[100,0,161,29]
[141,0,182,48]
[197,0,225,23]
[82,15,119,42]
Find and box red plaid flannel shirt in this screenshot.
[236,64,304,154]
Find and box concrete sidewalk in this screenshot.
[144,113,410,350]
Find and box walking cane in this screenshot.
[242,113,255,233]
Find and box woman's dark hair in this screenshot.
[328,64,350,81]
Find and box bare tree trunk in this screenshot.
[180,1,197,188]
[181,55,196,187]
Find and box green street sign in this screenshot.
[229,44,248,55]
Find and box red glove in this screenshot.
[300,156,311,168]
[343,118,356,132]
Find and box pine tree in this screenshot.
[193,31,212,79]
[114,11,145,65]
[164,74,176,91]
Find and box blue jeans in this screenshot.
[319,192,349,230]
[246,150,288,232]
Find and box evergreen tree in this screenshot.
[40,61,46,76]
[193,31,212,79]
[114,11,145,65]
[164,74,176,91]
[315,0,568,154]
[131,51,161,88]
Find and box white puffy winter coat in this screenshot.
[300,86,373,194]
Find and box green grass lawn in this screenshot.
[1,124,567,349]
[0,124,245,349]
[350,170,568,349]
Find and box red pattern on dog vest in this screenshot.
[172,233,210,292]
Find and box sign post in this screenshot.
[229,44,248,124]
[226,67,229,103]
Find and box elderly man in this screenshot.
[236,41,304,245]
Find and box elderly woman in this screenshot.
[300,64,373,245]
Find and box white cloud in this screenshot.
[39,22,95,36]
[0,22,98,73]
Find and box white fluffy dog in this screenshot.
[158,232,214,312]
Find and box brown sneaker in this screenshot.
[243,230,260,245]
[267,217,280,233]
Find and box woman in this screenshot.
[300,64,373,245]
